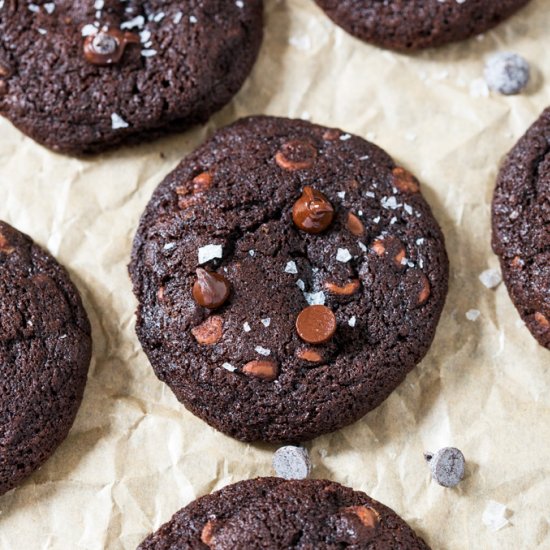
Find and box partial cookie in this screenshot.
[0,221,92,495]
[0,1,263,155]
[137,477,431,549]
[130,116,449,442]
[492,108,550,349]
[314,0,531,51]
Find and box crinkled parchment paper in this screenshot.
[0,1,549,548]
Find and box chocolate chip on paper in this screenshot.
[424,447,465,487]
[273,446,311,480]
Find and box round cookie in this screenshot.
[492,108,550,349]
[138,477,431,549]
[0,221,91,495]
[129,116,449,442]
[314,0,531,51]
[0,1,263,155]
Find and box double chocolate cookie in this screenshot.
[0,1,263,155]
[137,477,431,549]
[492,108,550,349]
[0,222,91,495]
[314,0,531,51]
[130,116,449,442]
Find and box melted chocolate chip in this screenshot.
[83,28,139,66]
[295,305,337,344]
[292,186,335,234]
[192,268,231,309]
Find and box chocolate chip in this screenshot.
[296,305,337,344]
[332,506,380,544]
[192,268,231,309]
[292,186,334,234]
[484,52,530,95]
[425,447,465,487]
[372,236,406,270]
[201,519,222,546]
[346,212,365,236]
[392,167,420,193]
[242,360,279,381]
[191,316,223,345]
[296,348,324,363]
[83,29,139,66]
[272,446,311,480]
[275,140,317,171]
[324,279,361,296]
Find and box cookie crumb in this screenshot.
[273,446,311,480]
[425,447,465,487]
[484,52,530,95]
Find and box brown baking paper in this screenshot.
[0,1,549,548]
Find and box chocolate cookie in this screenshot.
[129,116,449,442]
[0,1,263,155]
[314,0,531,51]
[0,221,91,495]
[492,108,550,349]
[138,477,431,549]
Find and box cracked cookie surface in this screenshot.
[137,477,431,549]
[492,108,550,349]
[314,0,531,51]
[0,0,263,155]
[0,221,91,495]
[129,116,449,442]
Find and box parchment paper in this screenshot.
[0,1,549,548]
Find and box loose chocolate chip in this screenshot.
[425,447,465,488]
[83,29,139,66]
[272,446,311,480]
[484,52,530,95]
[392,167,420,193]
[296,305,337,344]
[242,360,279,381]
[191,316,223,345]
[275,140,317,171]
[292,186,334,234]
[192,268,231,309]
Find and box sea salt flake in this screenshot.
[82,24,97,37]
[336,248,352,263]
[37,28,47,35]
[479,268,502,289]
[285,261,298,274]
[28,3,39,12]
[243,322,251,332]
[44,2,55,14]
[255,346,271,356]
[261,318,271,327]
[348,316,357,327]
[381,196,400,210]
[235,0,244,7]
[416,238,425,245]
[304,291,325,306]
[296,279,305,291]
[173,11,183,24]
[466,309,481,321]
[121,15,145,29]
[482,501,510,532]
[358,241,367,252]
[197,244,222,264]
[111,113,129,129]
[249,250,255,257]
[337,191,346,199]
[163,242,176,251]
[153,11,165,22]
[403,203,413,215]
[141,49,157,57]
[340,133,352,141]
[222,362,236,372]
[365,191,375,198]
[189,15,198,23]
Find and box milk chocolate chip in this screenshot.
[392,167,420,194]
[275,140,317,171]
[83,28,139,66]
[242,360,279,381]
[296,305,337,344]
[192,268,231,309]
[292,186,334,234]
